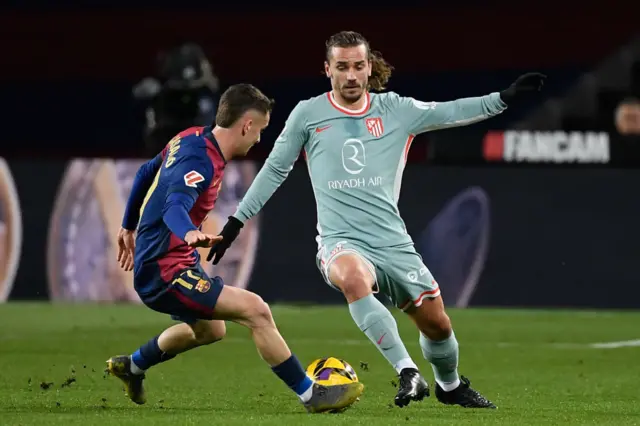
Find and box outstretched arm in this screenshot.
[162,152,221,247]
[392,92,507,135]
[206,102,309,265]
[234,102,310,223]
[392,72,546,135]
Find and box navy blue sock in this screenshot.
[271,355,314,396]
[131,336,176,371]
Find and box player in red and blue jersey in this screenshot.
[105,84,363,413]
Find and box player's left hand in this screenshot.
[500,72,547,105]
[185,230,224,248]
[117,227,136,272]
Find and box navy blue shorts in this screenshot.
[140,265,224,324]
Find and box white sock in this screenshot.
[394,357,419,374]
[436,377,461,392]
[299,383,314,402]
[129,356,146,375]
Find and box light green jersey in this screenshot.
[235,90,507,249]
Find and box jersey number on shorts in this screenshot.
[172,270,211,293]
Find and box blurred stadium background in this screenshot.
[1,1,640,424]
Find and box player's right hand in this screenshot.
[185,230,223,248]
[206,216,244,265]
[117,227,136,272]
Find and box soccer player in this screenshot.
[105,83,364,414]
[208,32,546,409]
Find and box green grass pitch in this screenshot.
[1,303,640,425]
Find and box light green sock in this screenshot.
[419,331,461,391]
[349,294,418,373]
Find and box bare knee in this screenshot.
[409,297,453,341]
[240,293,274,330]
[191,320,226,346]
[329,255,374,303]
[428,311,452,341]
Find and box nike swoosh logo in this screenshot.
[377,333,387,345]
[315,125,331,133]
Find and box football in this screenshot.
[306,357,359,386]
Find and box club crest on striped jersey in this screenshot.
[365,117,384,138]
[195,278,211,293]
[184,170,204,187]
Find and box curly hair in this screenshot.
[325,31,394,91]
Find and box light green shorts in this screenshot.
[316,239,440,311]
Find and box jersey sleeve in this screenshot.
[121,153,163,230]
[162,192,198,240]
[387,91,507,135]
[164,148,214,203]
[233,102,309,223]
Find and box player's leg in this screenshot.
[318,242,426,406]
[212,284,364,413]
[130,319,226,372]
[106,319,226,404]
[407,297,495,408]
[389,246,495,408]
[106,267,229,404]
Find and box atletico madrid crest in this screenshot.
[365,117,384,138]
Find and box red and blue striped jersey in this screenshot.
[133,126,226,295]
